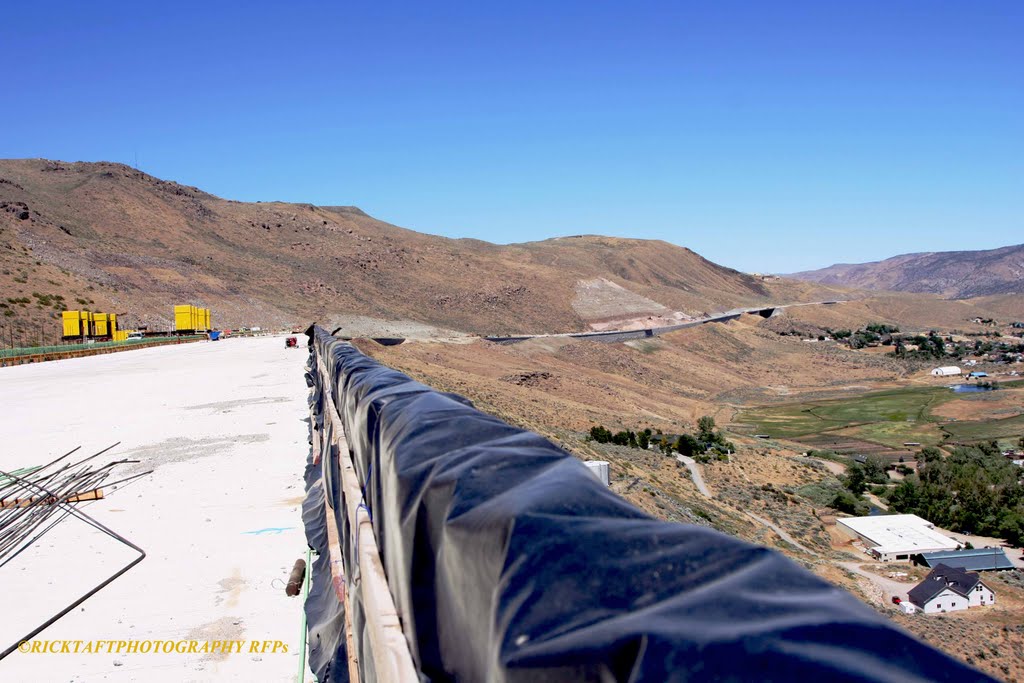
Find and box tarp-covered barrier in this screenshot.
[302,324,993,682]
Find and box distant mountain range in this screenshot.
[789,244,1024,299]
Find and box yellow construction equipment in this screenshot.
[62,311,82,337]
[94,313,110,337]
[173,304,212,333]
[61,310,94,338]
[174,304,193,332]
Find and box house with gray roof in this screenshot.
[908,564,995,614]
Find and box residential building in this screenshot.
[908,564,995,614]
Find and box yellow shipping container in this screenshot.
[62,311,81,337]
[109,313,118,333]
[205,309,212,330]
[174,304,193,332]
[94,313,109,336]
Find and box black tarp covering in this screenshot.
[302,324,993,682]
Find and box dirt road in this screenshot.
[744,511,815,554]
[839,561,912,605]
[676,455,711,497]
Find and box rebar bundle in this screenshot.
[0,443,149,566]
[0,444,151,660]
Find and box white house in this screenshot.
[908,564,995,614]
[931,366,962,377]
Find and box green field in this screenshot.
[838,422,946,448]
[736,386,951,439]
[943,413,1024,443]
[736,380,1024,449]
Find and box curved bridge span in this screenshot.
[484,300,843,344]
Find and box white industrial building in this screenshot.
[931,366,962,377]
[837,514,960,561]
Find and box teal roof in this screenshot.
[921,547,1014,571]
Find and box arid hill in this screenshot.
[0,158,841,344]
[790,244,1024,299]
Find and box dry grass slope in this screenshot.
[1,158,842,345]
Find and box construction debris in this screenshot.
[0,444,151,660]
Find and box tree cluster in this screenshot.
[885,443,1024,547]
[824,323,900,350]
[588,416,735,463]
[589,425,651,450]
[840,455,889,495]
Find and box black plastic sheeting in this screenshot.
[301,324,993,682]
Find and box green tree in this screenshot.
[843,464,867,496]
[832,489,861,514]
[589,425,612,443]
[999,512,1024,548]
[887,479,920,512]
[862,455,888,484]
[697,416,717,442]
[675,434,702,457]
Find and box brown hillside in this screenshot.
[790,244,1024,299]
[0,158,839,344]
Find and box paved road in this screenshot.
[676,455,711,497]
[487,300,847,344]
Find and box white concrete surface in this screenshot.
[0,336,310,682]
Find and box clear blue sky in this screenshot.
[2,2,1021,272]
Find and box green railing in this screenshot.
[0,336,205,360]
